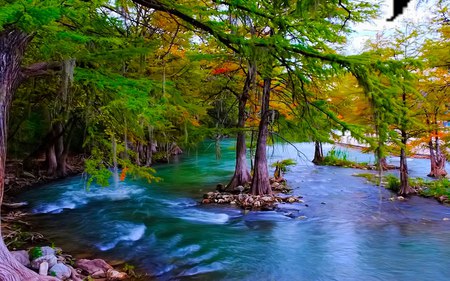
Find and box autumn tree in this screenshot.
[420,3,450,177]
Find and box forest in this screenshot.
[0,0,449,280]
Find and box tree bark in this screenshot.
[226,62,255,191]
[376,156,389,171]
[250,77,272,195]
[428,137,447,178]
[399,132,414,195]
[54,123,66,177]
[0,27,51,281]
[312,141,323,164]
[46,144,58,176]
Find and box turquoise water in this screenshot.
[18,141,450,280]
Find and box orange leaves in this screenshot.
[120,167,129,181]
[211,62,239,75]
[430,131,445,139]
[211,67,231,75]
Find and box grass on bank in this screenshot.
[321,147,369,169]
[354,173,450,199]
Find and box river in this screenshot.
[18,141,450,280]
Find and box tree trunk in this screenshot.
[0,27,50,281]
[46,144,57,176]
[54,123,66,177]
[135,142,141,166]
[145,144,152,166]
[428,137,447,178]
[312,141,323,164]
[250,77,272,195]
[226,62,255,191]
[399,132,414,195]
[376,156,389,171]
[56,127,73,178]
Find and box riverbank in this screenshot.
[1,198,142,280]
[1,157,146,280]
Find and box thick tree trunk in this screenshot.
[428,138,447,178]
[56,130,72,178]
[54,123,68,177]
[250,77,272,195]
[376,156,389,171]
[145,144,152,166]
[399,133,414,195]
[0,28,50,281]
[136,142,141,166]
[312,141,323,164]
[46,144,58,176]
[226,62,255,191]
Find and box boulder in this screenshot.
[41,246,56,256]
[234,185,245,193]
[106,269,128,281]
[49,263,72,280]
[75,259,113,276]
[397,196,405,201]
[31,254,58,270]
[11,250,30,267]
[39,261,49,276]
[92,270,106,278]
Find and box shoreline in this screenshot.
[1,158,147,280]
[335,142,432,159]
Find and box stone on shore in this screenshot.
[49,263,72,280]
[75,258,113,277]
[31,254,58,270]
[39,261,49,276]
[106,268,128,280]
[41,246,57,256]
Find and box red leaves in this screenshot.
[120,167,129,181]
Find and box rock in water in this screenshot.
[49,263,72,280]
[11,250,30,267]
[39,261,49,276]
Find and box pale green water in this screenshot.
[19,141,450,280]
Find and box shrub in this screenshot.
[29,247,43,260]
[385,174,400,192]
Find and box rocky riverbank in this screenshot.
[202,180,303,210]
[10,246,129,280]
[1,156,148,280]
[1,201,138,280]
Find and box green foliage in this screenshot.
[322,147,370,169]
[84,148,113,188]
[356,172,450,199]
[385,174,400,192]
[123,263,137,277]
[419,178,450,198]
[29,247,43,260]
[271,159,296,172]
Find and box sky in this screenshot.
[345,0,437,54]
